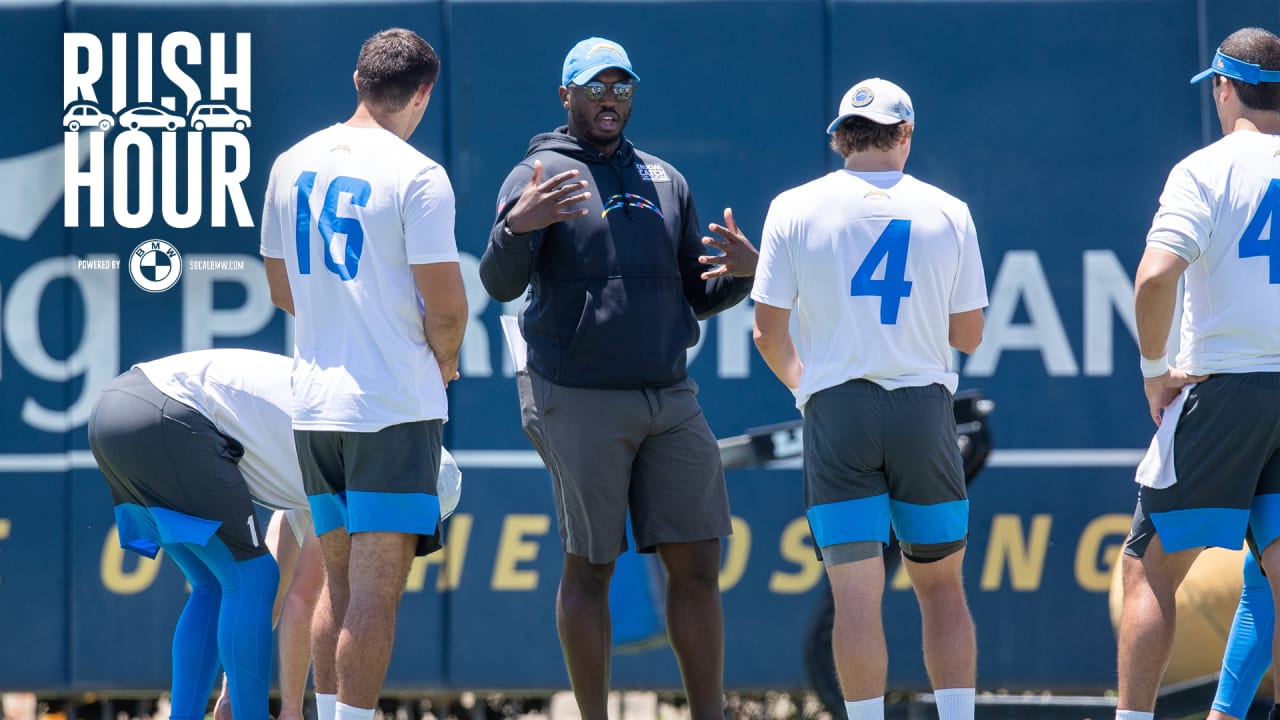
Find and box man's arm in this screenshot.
[479,159,588,302]
[681,202,757,320]
[754,301,801,389]
[1134,246,1205,425]
[1134,247,1186,362]
[264,257,294,315]
[414,262,468,385]
[949,309,984,354]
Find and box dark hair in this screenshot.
[356,29,441,112]
[1218,27,1280,112]
[830,116,913,157]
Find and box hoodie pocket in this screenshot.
[562,276,692,379]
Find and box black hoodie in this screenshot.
[479,128,753,389]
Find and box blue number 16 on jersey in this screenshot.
[851,219,913,324]
[294,171,372,281]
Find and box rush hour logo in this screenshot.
[63,32,253,230]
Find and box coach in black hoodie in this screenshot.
[479,36,756,720]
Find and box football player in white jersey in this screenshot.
[752,78,987,720]
[260,28,467,720]
[91,349,463,720]
[1116,27,1280,720]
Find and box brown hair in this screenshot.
[830,116,913,157]
[1218,27,1280,112]
[356,29,441,112]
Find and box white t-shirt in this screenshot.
[1147,131,1280,374]
[135,349,309,526]
[135,349,464,546]
[260,123,459,431]
[752,170,988,409]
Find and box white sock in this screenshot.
[933,688,975,720]
[335,702,375,720]
[316,694,337,720]
[1115,712,1153,720]
[844,696,884,720]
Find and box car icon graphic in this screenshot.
[119,105,187,131]
[62,103,115,132]
[189,103,251,131]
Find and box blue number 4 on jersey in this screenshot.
[851,219,913,324]
[1240,179,1280,285]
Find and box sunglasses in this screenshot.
[573,81,636,102]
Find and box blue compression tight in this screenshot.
[165,539,279,720]
[1213,552,1274,718]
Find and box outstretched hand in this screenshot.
[503,159,591,234]
[699,207,758,279]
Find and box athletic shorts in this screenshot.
[1126,372,1280,557]
[803,379,968,565]
[518,369,731,565]
[88,367,268,561]
[294,420,443,556]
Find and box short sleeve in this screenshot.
[1146,163,1208,263]
[404,164,460,265]
[949,209,988,313]
[259,160,285,259]
[750,197,798,309]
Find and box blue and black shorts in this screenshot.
[88,367,268,561]
[294,420,444,556]
[1126,372,1280,557]
[803,379,968,566]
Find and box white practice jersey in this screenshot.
[135,349,308,518]
[753,170,988,409]
[261,123,459,431]
[1147,130,1280,374]
[135,349,464,543]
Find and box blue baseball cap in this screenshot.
[562,37,640,86]
[1190,48,1280,85]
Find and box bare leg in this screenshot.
[656,540,725,720]
[827,555,887,701]
[1116,534,1200,712]
[334,531,417,707]
[557,553,614,720]
[902,551,975,690]
[278,530,325,720]
[313,529,351,697]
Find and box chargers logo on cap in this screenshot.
[589,43,621,57]
[852,87,875,107]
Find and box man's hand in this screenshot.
[699,207,758,279]
[1144,369,1208,427]
[437,353,460,387]
[504,159,591,234]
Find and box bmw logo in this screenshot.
[129,239,183,293]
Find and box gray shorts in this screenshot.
[88,367,267,561]
[804,380,968,565]
[1126,372,1280,557]
[294,420,444,556]
[518,370,731,565]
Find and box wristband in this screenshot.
[1140,354,1170,378]
[502,220,527,237]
